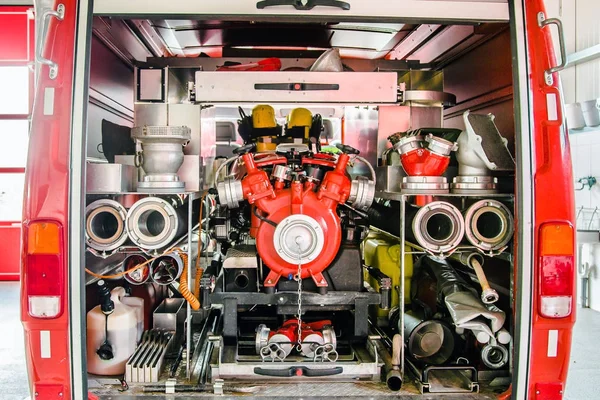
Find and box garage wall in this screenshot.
[545,0,600,105]
[87,35,134,159]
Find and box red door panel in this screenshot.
[21,1,79,399]
[525,0,576,399]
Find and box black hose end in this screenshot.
[386,369,403,391]
[97,280,114,314]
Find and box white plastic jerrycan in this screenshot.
[121,294,144,342]
[87,283,138,375]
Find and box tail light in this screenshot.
[25,221,64,318]
[538,223,574,318]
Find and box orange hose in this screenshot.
[193,193,208,298]
[178,251,201,310]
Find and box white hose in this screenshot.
[213,156,239,189]
[354,155,377,185]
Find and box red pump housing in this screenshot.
[238,152,353,288]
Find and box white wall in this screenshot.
[545,0,600,105]
[546,0,600,310]
[569,132,600,229]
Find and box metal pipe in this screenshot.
[150,253,184,286]
[122,254,150,285]
[403,312,454,365]
[371,337,402,391]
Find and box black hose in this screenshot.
[252,206,278,228]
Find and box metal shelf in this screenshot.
[569,126,600,135]
[566,44,600,68]
[376,191,514,201]
[86,191,203,199]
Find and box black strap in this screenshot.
[254,366,343,377]
[257,0,350,10]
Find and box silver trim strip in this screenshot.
[92,0,509,22]
[69,0,93,398]
[509,0,535,398]
[40,330,51,359]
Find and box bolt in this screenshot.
[267,279,272,284]
[321,279,326,284]
[536,391,540,395]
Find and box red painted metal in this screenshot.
[524,0,576,398]
[269,319,332,344]
[20,0,78,398]
[400,147,450,177]
[0,223,21,280]
[217,57,282,71]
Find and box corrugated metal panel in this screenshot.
[575,0,600,102]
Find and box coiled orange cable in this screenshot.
[177,250,201,310]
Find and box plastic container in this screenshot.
[121,295,145,342]
[87,287,138,375]
[581,99,600,127]
[565,103,585,130]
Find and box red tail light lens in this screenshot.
[538,223,574,319]
[25,221,64,319]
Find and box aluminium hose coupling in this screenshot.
[85,199,129,252]
[126,197,185,250]
[406,201,465,254]
[463,199,514,252]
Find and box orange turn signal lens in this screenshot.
[27,221,61,255]
[539,223,574,256]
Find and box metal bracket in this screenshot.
[36,4,65,80]
[537,12,568,86]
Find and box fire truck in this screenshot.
[21,0,574,399]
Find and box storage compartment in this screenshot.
[82,12,517,398]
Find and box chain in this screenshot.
[295,240,303,352]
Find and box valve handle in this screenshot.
[233,142,257,155]
[335,143,360,155]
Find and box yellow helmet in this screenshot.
[286,108,312,129]
[252,105,277,129]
